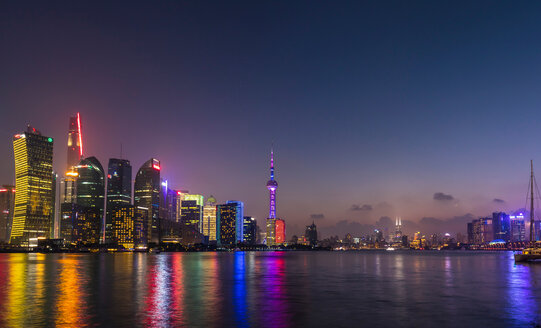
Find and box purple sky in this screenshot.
[1,1,541,238]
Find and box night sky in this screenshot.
[2,1,541,237]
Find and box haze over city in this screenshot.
[2,1,541,238]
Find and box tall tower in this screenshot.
[10,126,54,246]
[67,113,83,170]
[267,149,278,219]
[266,148,285,246]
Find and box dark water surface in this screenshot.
[0,251,539,327]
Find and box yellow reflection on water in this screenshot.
[55,255,87,327]
[4,254,27,328]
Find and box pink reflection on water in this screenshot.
[260,252,289,328]
[144,255,173,327]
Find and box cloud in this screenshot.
[310,214,325,219]
[350,204,372,211]
[433,192,454,201]
[493,198,505,204]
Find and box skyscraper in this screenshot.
[76,157,105,213]
[105,158,132,244]
[110,205,147,249]
[10,126,54,246]
[0,186,15,243]
[67,113,83,170]
[216,203,237,247]
[181,200,201,231]
[243,216,257,245]
[134,158,161,244]
[266,149,285,246]
[226,200,244,242]
[305,222,318,246]
[202,196,217,242]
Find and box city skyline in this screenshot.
[2,1,541,238]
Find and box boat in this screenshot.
[386,247,395,251]
[514,160,541,263]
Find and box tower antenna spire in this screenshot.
[531,160,535,245]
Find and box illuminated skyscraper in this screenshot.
[10,126,54,246]
[266,149,285,246]
[0,185,15,243]
[61,113,83,206]
[110,205,147,249]
[105,158,132,243]
[216,203,237,247]
[134,158,161,244]
[67,113,83,170]
[243,216,257,245]
[60,203,100,246]
[202,196,217,242]
[226,200,244,242]
[181,200,201,231]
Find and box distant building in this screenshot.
[134,158,161,244]
[275,219,285,244]
[510,213,526,242]
[217,203,237,246]
[492,212,511,242]
[467,217,494,244]
[305,222,318,246]
[106,158,132,244]
[10,126,54,246]
[243,216,257,245]
[0,186,15,243]
[202,196,217,242]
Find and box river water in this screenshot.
[0,251,539,327]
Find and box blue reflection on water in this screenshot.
[234,252,249,328]
[508,254,540,326]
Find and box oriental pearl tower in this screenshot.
[266,148,285,246]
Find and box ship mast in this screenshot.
[531,160,535,246]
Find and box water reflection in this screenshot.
[508,256,539,326]
[56,255,90,327]
[0,252,539,327]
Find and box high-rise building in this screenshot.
[202,196,217,242]
[110,205,147,249]
[76,156,105,241]
[265,149,285,246]
[0,186,16,243]
[105,158,132,244]
[226,200,244,242]
[60,202,100,246]
[181,200,201,231]
[305,222,318,246]
[10,126,54,246]
[492,212,511,242]
[134,158,161,244]
[243,216,257,245]
[67,113,83,170]
[275,218,285,244]
[217,203,237,247]
[510,213,526,242]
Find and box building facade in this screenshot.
[217,203,237,247]
[10,127,54,246]
[0,186,16,243]
[105,158,132,244]
[243,216,257,245]
[202,196,217,242]
[134,158,161,244]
